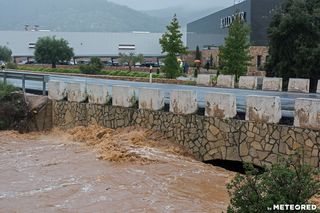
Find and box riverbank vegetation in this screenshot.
[0,82,24,130]
[227,158,320,213]
[0,81,16,101]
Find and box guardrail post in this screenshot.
[22,74,26,93]
[43,76,46,96]
[3,72,7,84]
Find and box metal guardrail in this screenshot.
[0,71,50,95]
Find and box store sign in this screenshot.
[220,11,247,29]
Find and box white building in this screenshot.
[0,31,164,60]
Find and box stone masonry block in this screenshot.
[317,80,320,93]
[205,93,237,119]
[294,98,320,130]
[112,85,137,108]
[196,74,215,86]
[87,84,111,105]
[262,77,282,91]
[216,75,235,88]
[246,95,282,124]
[288,78,310,93]
[48,80,67,101]
[139,88,164,110]
[239,76,258,90]
[170,90,197,114]
[67,82,87,102]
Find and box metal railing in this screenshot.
[0,71,50,95]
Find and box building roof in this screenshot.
[0,31,164,57]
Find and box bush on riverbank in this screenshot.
[227,158,320,213]
[0,82,26,130]
[0,81,16,101]
[0,81,14,129]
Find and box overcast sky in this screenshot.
[108,0,236,11]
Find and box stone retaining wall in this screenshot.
[53,100,320,168]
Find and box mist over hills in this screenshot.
[0,0,166,32]
[0,0,223,32]
[144,6,223,27]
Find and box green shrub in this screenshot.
[80,57,104,74]
[6,62,17,69]
[0,81,16,101]
[182,81,196,86]
[90,57,103,70]
[17,65,165,79]
[227,159,320,213]
[79,67,93,74]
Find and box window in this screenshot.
[257,55,262,68]
[28,43,36,49]
[118,44,135,51]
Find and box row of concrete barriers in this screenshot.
[49,80,320,130]
[197,74,314,93]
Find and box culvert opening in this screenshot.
[204,159,265,174]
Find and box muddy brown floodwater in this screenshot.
[0,126,234,213]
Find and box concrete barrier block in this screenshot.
[205,93,237,119]
[262,77,282,91]
[216,75,235,88]
[246,96,281,124]
[288,78,310,93]
[67,82,87,102]
[170,90,197,114]
[139,88,164,110]
[48,80,67,101]
[112,85,137,108]
[196,74,215,86]
[239,76,258,90]
[317,80,320,93]
[87,84,111,105]
[294,98,320,130]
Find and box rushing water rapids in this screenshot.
[0,126,234,212]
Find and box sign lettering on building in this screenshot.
[220,11,247,29]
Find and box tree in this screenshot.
[210,53,214,67]
[194,45,202,77]
[195,45,202,61]
[119,53,144,71]
[34,36,74,68]
[0,46,12,62]
[218,15,251,82]
[163,54,180,79]
[266,0,320,92]
[79,57,103,75]
[159,14,187,79]
[227,159,320,213]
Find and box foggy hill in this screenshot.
[0,0,167,32]
[144,6,223,27]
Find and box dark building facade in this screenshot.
[187,0,283,51]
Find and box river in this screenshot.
[0,126,234,213]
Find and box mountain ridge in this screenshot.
[0,0,166,32]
